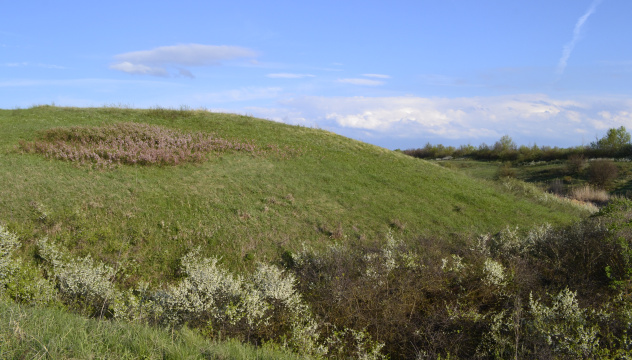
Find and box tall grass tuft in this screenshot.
[569,185,610,204]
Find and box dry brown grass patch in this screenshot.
[19,122,297,167]
[569,185,610,204]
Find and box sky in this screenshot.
[3,0,632,150]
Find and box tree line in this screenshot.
[403,126,632,162]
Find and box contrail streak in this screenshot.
[557,0,604,76]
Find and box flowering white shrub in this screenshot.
[57,255,118,313]
[441,254,466,273]
[524,223,553,248]
[1,226,55,304]
[492,226,522,256]
[483,259,506,287]
[37,238,120,316]
[471,233,491,256]
[324,327,387,360]
[529,288,599,358]
[0,224,20,281]
[153,249,326,355]
[36,237,64,268]
[250,263,298,306]
[155,249,245,326]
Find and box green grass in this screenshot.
[0,298,304,359]
[0,106,587,282]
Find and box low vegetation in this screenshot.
[4,200,632,358]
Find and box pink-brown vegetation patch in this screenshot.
[19,122,298,167]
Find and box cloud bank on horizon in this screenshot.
[2,1,632,149]
[249,94,632,148]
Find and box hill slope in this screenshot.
[0,106,585,279]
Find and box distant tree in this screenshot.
[494,135,517,153]
[592,126,631,154]
[494,135,518,161]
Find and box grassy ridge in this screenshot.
[0,106,586,280]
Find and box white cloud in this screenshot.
[266,73,315,79]
[114,44,257,66]
[337,78,384,86]
[110,44,258,77]
[594,110,632,129]
[362,73,391,79]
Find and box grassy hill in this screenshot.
[6,106,627,359]
[0,106,587,281]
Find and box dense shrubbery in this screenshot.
[6,198,632,358]
[286,200,632,359]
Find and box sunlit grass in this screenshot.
[0,106,588,282]
[0,299,304,359]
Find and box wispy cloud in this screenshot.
[2,62,66,69]
[557,0,604,76]
[337,78,384,86]
[110,44,258,78]
[109,62,169,77]
[266,73,315,79]
[0,78,182,88]
[362,73,391,79]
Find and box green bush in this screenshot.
[0,225,55,305]
[588,159,619,188]
[496,162,516,179]
[566,153,586,174]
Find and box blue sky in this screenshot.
[3,0,632,149]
